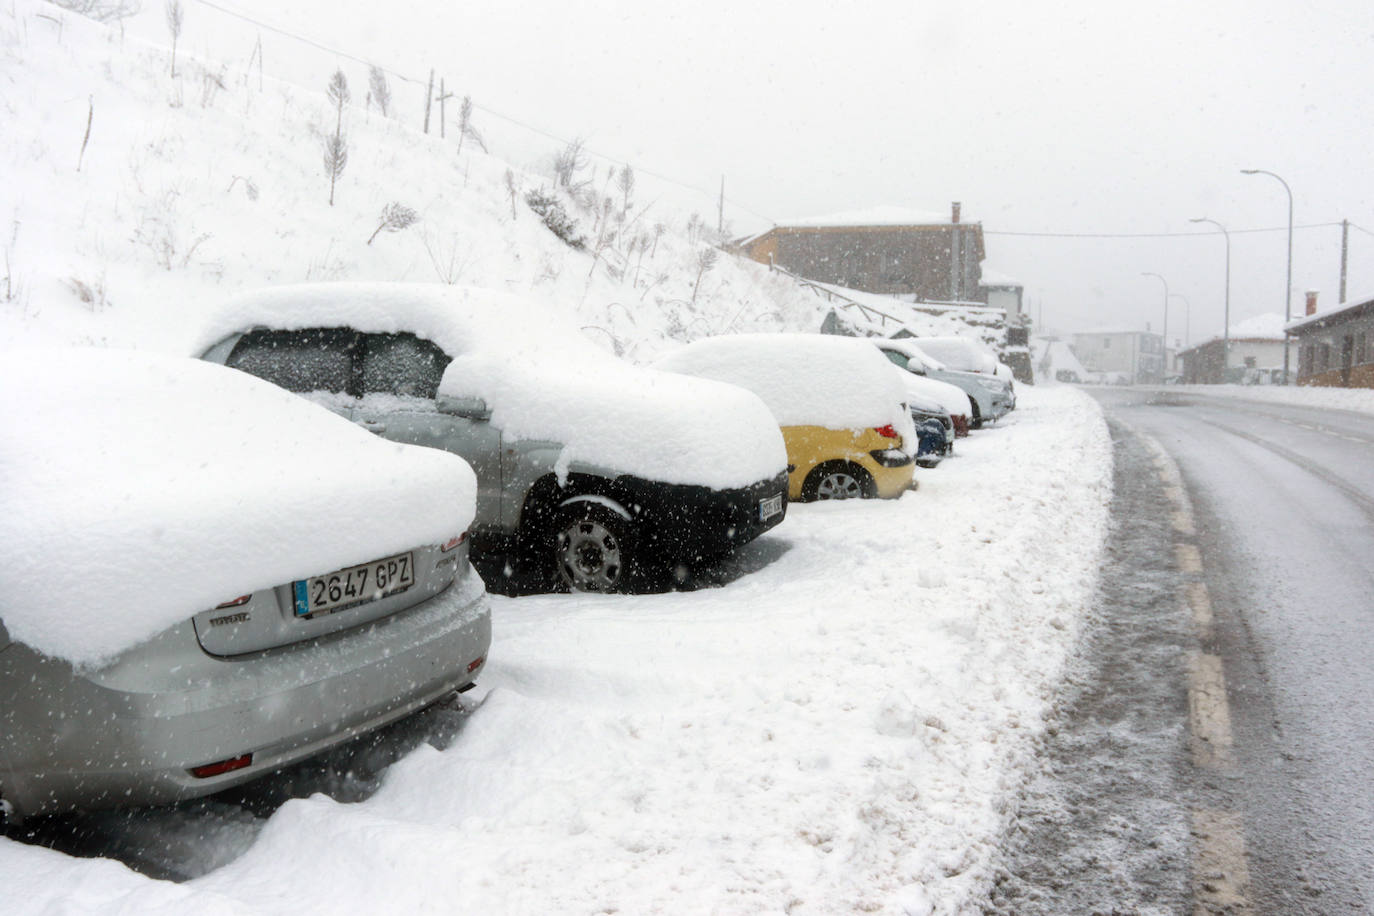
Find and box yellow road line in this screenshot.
[1176,543,1203,574]
[1188,650,1234,771]
[1187,581,1213,641]
[1191,809,1253,915]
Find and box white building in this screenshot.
[1071,329,1165,384]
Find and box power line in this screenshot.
[984,221,1345,239]
[1346,222,1374,241]
[166,5,1374,243]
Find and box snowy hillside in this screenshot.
[0,0,828,359]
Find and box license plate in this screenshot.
[294,551,415,618]
[759,493,783,521]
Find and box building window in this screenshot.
[1320,344,1331,370]
[1103,338,1111,349]
[1244,356,1257,368]
[1357,332,1367,365]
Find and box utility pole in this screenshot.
[717,176,725,238]
[423,69,434,134]
[1340,219,1349,303]
[436,78,456,139]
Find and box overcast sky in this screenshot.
[155,0,1374,344]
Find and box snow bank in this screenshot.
[0,348,476,667]
[0,386,1114,915]
[197,283,786,489]
[653,333,914,437]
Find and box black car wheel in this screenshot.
[552,505,637,593]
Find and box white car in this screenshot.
[875,337,1015,427]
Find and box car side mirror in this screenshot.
[437,394,492,421]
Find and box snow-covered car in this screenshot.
[912,335,1000,374]
[654,333,917,501]
[0,349,491,822]
[907,396,955,468]
[864,341,971,444]
[197,283,789,594]
[874,337,1015,428]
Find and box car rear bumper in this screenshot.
[870,460,916,498]
[613,469,790,561]
[0,573,490,821]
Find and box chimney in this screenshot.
[951,201,961,224]
[1305,289,1319,316]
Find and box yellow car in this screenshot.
[654,333,916,501]
[781,422,913,500]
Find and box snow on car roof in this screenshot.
[197,283,786,490]
[653,333,912,433]
[0,348,477,667]
[875,336,950,372]
[909,337,999,374]
[892,368,972,417]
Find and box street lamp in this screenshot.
[1241,168,1294,383]
[1190,217,1230,383]
[1141,271,1169,382]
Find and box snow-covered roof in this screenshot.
[1034,338,1089,380]
[1229,313,1287,338]
[0,348,477,667]
[1181,313,1287,351]
[977,266,1022,288]
[197,283,787,490]
[1286,290,1374,333]
[772,205,956,229]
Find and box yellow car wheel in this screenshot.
[802,463,875,501]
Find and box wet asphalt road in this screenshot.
[1095,388,1374,913]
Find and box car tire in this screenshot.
[551,504,638,593]
[968,397,983,430]
[802,463,876,501]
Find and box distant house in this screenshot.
[1071,330,1165,384]
[977,266,1025,325]
[1287,290,1374,388]
[737,202,984,303]
[1176,314,1287,384]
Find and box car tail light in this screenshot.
[873,424,900,439]
[441,533,467,552]
[467,655,485,673]
[215,595,251,609]
[190,753,253,779]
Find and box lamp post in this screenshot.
[1141,271,1169,382]
[1241,169,1293,383]
[1190,217,1231,383]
